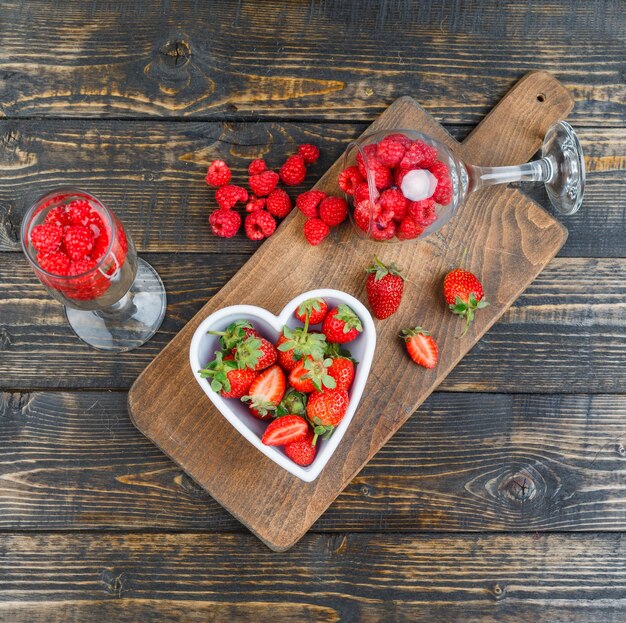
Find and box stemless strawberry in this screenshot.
[261,415,309,446]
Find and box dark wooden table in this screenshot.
[1,1,624,621]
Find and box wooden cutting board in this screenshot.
[128,71,572,551]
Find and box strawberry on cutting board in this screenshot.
[400,327,439,369]
[443,268,489,336]
[365,256,405,319]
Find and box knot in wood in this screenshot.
[492,583,506,600]
[616,443,626,457]
[100,568,128,597]
[160,39,191,67]
[502,472,536,502]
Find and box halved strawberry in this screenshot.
[400,327,438,369]
[261,415,309,446]
[242,365,286,419]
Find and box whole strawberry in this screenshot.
[234,335,278,371]
[365,256,404,319]
[276,326,327,372]
[198,351,258,398]
[325,344,356,392]
[284,430,317,466]
[307,388,349,444]
[289,357,336,393]
[322,304,363,343]
[443,268,489,336]
[295,297,328,326]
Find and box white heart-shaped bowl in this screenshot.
[189,289,376,482]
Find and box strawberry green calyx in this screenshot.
[310,417,334,446]
[366,255,404,282]
[234,336,264,370]
[335,304,363,334]
[399,326,430,340]
[241,395,277,418]
[208,320,255,351]
[276,388,308,417]
[277,325,326,361]
[198,351,237,393]
[302,357,336,391]
[325,341,358,363]
[297,297,324,319]
[450,294,489,337]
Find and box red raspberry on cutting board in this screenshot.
[296,190,326,218]
[319,196,348,227]
[303,218,330,246]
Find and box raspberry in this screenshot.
[396,216,424,240]
[206,160,232,187]
[303,218,330,246]
[279,154,307,186]
[370,219,397,241]
[45,206,71,228]
[63,226,94,260]
[244,210,276,240]
[319,196,348,227]
[215,184,248,209]
[432,176,453,205]
[380,188,408,222]
[31,223,63,252]
[376,137,407,167]
[399,141,437,169]
[353,199,381,233]
[249,170,279,197]
[266,188,292,218]
[248,159,267,175]
[209,208,241,238]
[245,195,266,213]
[429,161,453,205]
[297,144,320,165]
[68,257,98,276]
[37,250,70,275]
[407,199,437,227]
[386,133,412,147]
[356,144,392,189]
[353,181,376,204]
[338,166,364,195]
[67,200,92,225]
[91,232,110,262]
[296,190,326,218]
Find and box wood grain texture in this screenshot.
[0,0,623,125]
[3,391,626,532]
[0,121,623,257]
[128,75,571,550]
[2,255,624,392]
[1,532,626,623]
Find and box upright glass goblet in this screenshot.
[21,189,167,352]
[342,121,585,242]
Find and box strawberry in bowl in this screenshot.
[190,289,375,482]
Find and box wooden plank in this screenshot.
[3,391,626,532]
[128,75,573,550]
[1,532,625,623]
[2,255,625,392]
[0,0,623,125]
[1,121,623,257]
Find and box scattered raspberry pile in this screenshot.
[296,191,348,246]
[338,133,453,241]
[29,199,127,300]
[199,297,362,467]
[205,144,319,241]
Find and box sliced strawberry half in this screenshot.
[261,415,309,446]
[400,327,438,369]
[242,365,286,419]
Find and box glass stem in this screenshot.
[467,156,554,192]
[95,290,136,320]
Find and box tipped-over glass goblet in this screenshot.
[341,121,585,242]
[21,189,167,352]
